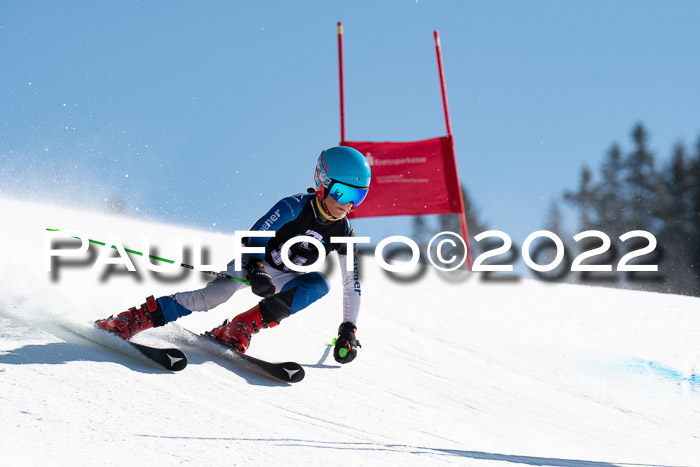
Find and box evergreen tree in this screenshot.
[564,166,597,231]
[658,143,696,294]
[545,199,566,238]
[541,199,575,282]
[624,123,662,232]
[597,143,625,238]
[438,184,488,257]
[689,137,700,290]
[560,124,700,296]
[664,143,692,236]
[438,185,487,236]
[411,215,430,250]
[463,188,488,240]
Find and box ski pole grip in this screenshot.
[331,337,348,358]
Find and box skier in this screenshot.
[96,146,369,364]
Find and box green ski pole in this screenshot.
[46,228,250,285]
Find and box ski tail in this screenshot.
[130,341,187,371]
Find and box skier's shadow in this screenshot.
[0,341,165,375]
[178,345,295,388]
[137,436,644,467]
[305,344,340,369]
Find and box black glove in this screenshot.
[334,322,361,364]
[245,260,276,298]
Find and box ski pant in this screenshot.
[156,259,331,324]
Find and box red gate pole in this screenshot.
[434,30,472,269]
[338,22,346,144]
[434,30,452,137]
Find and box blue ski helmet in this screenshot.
[314,146,371,206]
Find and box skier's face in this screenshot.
[324,195,353,219]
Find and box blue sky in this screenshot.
[2,0,700,247]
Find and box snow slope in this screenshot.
[1,195,699,467]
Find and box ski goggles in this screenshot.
[327,180,369,206]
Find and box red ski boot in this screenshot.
[96,295,165,340]
[208,304,277,353]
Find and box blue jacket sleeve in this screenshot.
[244,194,309,264]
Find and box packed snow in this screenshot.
[1,195,699,466]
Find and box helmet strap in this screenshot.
[314,195,345,222]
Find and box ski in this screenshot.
[176,327,304,383]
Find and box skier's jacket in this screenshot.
[244,192,361,324]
